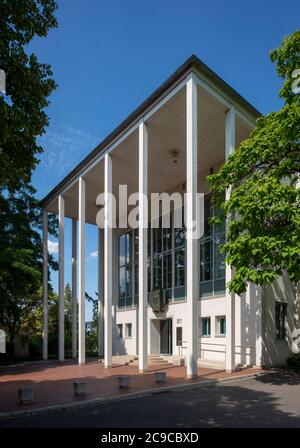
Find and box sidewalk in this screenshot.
[0,358,264,416]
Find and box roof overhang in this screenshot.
[40,55,261,209]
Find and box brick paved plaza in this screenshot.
[0,358,263,414]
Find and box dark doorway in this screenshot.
[160,319,172,355]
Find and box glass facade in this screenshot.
[117,196,226,309]
[200,195,226,297]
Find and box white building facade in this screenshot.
[41,56,299,376]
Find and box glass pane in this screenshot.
[126,295,133,308]
[118,297,125,309]
[163,252,172,289]
[125,233,131,264]
[200,239,212,281]
[200,281,213,297]
[153,227,162,255]
[214,278,225,295]
[134,229,139,257]
[175,248,185,287]
[214,233,225,279]
[125,266,131,296]
[174,286,185,300]
[163,216,172,252]
[153,254,162,289]
[119,234,126,266]
[204,195,212,237]
[119,266,125,298]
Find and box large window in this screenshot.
[117,196,226,309]
[118,233,133,309]
[174,207,185,299]
[200,195,225,297]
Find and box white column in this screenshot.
[58,195,65,362]
[225,106,236,372]
[138,121,148,373]
[78,177,86,365]
[186,74,199,379]
[42,210,48,361]
[98,228,104,357]
[72,219,77,359]
[254,285,263,367]
[104,153,113,368]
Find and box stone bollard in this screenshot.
[18,388,33,404]
[118,376,130,389]
[155,371,166,384]
[73,381,87,397]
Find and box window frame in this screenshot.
[201,317,211,337]
[216,315,226,337]
[125,323,132,339]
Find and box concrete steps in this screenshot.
[131,355,172,367]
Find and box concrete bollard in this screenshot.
[73,381,87,396]
[18,388,33,404]
[155,371,166,383]
[118,376,130,389]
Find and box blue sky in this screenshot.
[30,0,299,320]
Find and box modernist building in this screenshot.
[41,56,298,377]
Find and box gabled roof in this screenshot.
[40,55,261,207]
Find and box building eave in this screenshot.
[40,55,261,208]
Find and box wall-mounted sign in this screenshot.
[176,327,182,347]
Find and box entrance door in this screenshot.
[160,319,172,355]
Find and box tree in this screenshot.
[0,0,58,189]
[85,292,99,355]
[0,1,58,353]
[64,283,73,356]
[208,30,300,295]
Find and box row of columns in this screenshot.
[42,74,238,377]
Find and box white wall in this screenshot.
[115,308,138,356]
[113,285,263,367]
[262,273,300,367]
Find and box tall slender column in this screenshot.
[225,106,236,372]
[58,195,65,362]
[138,121,148,373]
[254,285,263,367]
[42,210,48,361]
[104,153,113,368]
[186,74,199,379]
[98,228,104,357]
[72,219,77,359]
[78,177,86,365]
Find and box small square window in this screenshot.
[216,316,226,336]
[117,324,123,339]
[275,302,287,340]
[201,317,211,337]
[125,323,132,338]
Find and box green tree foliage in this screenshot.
[208,30,300,295]
[0,1,58,350]
[0,0,58,189]
[85,292,99,355]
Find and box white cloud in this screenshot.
[90,250,98,258]
[48,240,59,255]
